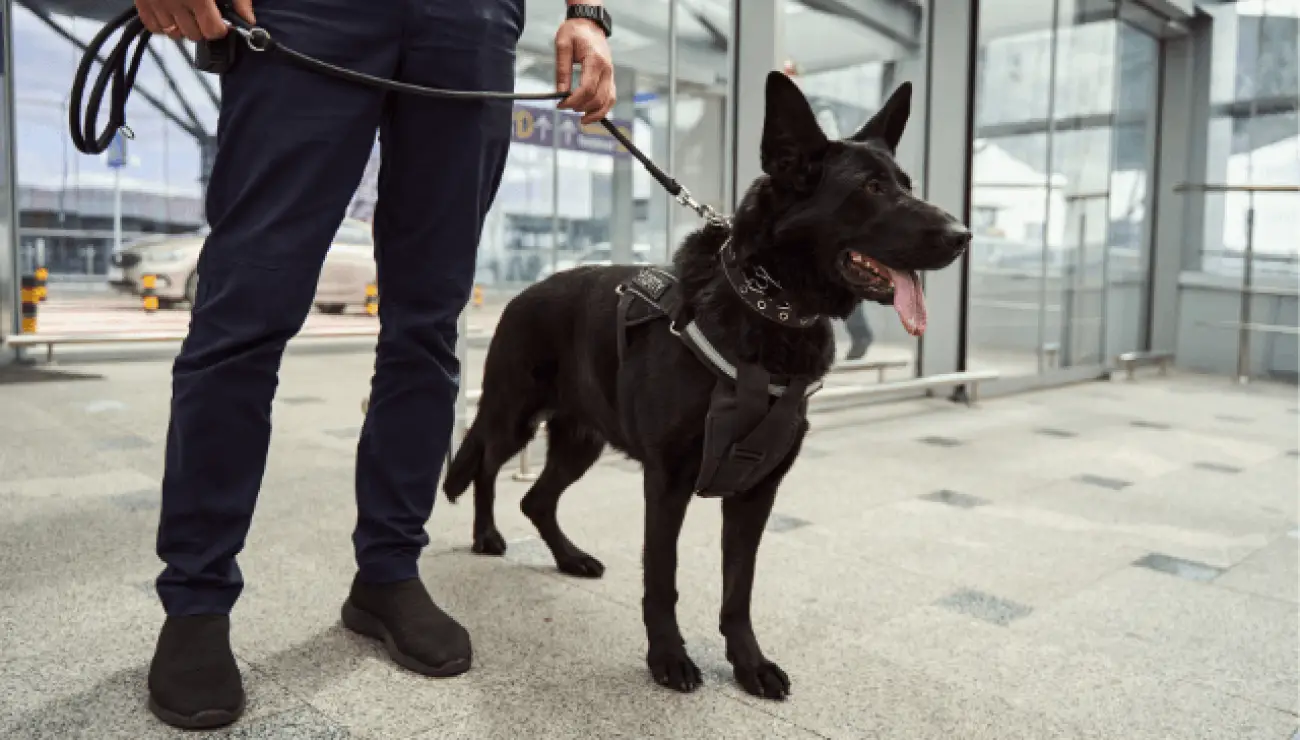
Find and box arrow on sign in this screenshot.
[558,117,578,145]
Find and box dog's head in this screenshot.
[736,71,970,337]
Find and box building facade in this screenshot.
[1,0,1297,387]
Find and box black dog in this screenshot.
[444,71,969,699]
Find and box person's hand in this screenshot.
[555,10,616,124]
[135,0,255,42]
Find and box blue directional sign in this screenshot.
[511,104,632,158]
[106,132,128,169]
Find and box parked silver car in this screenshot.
[110,219,377,312]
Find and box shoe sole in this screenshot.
[147,695,244,730]
[340,600,472,678]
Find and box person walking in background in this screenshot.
[845,301,873,360]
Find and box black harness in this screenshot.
[615,247,823,498]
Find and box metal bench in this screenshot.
[7,327,380,364]
[829,357,910,382]
[1115,350,1174,380]
[813,369,1001,407]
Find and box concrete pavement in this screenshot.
[0,349,1296,739]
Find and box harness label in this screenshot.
[631,268,672,301]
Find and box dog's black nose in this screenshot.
[944,224,972,252]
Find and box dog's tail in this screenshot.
[443,426,483,504]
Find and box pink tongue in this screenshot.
[887,268,927,336]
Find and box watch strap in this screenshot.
[566,4,612,37]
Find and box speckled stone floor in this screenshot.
[1,348,1296,739]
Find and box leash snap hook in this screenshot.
[242,26,272,52]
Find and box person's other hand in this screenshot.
[555,9,616,124]
[135,0,255,42]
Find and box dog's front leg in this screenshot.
[641,465,702,693]
[720,481,790,700]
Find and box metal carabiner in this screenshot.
[231,25,271,52]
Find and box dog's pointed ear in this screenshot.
[760,71,828,182]
[851,82,912,152]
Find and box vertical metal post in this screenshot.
[0,0,18,345]
[1099,211,1111,365]
[1036,0,1062,376]
[450,306,469,464]
[665,0,679,263]
[1236,205,1254,384]
[1236,7,1266,385]
[113,167,122,267]
[1061,210,1084,368]
[550,107,560,278]
[513,421,544,482]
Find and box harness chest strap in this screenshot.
[615,267,820,498]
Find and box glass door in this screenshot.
[1047,7,1120,371]
[1104,20,1161,360]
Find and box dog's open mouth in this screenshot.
[840,251,928,337]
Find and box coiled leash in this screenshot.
[68,3,725,227]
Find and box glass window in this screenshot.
[968,0,1161,377]
[13,3,213,283]
[782,0,930,375]
[968,0,1057,379]
[480,2,730,293]
[1199,1,1300,283]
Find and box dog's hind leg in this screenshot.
[467,420,534,556]
[520,417,606,578]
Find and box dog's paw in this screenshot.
[555,552,605,578]
[648,650,704,693]
[733,659,790,701]
[471,527,507,556]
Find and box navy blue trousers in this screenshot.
[845,302,873,345]
[156,0,522,616]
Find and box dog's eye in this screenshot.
[865,180,882,195]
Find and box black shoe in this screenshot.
[147,615,245,730]
[341,575,472,677]
[846,338,870,361]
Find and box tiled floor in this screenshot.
[0,350,1296,739]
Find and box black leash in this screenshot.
[69,5,724,225]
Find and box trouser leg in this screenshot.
[845,302,872,343]
[352,0,523,582]
[156,0,399,616]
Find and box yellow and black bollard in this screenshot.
[141,273,159,313]
[472,284,484,308]
[34,266,48,302]
[364,282,379,317]
[19,276,39,334]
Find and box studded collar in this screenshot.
[719,239,820,329]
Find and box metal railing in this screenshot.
[1174,182,1300,384]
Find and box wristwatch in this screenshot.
[566,4,613,37]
